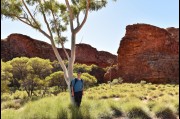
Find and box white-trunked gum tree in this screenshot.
[1,0,117,104]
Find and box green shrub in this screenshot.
[140,80,147,84]
[12,90,28,100]
[1,93,12,101]
[118,77,124,84]
[112,79,119,85]
[73,63,91,73]
[80,73,97,88]
[1,100,21,110]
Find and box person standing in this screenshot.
[71,71,84,107]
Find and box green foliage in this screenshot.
[1,60,13,93]
[45,71,65,86]
[80,73,97,88]
[12,90,28,100]
[51,60,69,72]
[1,93,12,102]
[10,57,29,82]
[1,100,21,110]
[45,71,67,92]
[73,63,92,73]
[27,57,53,79]
[1,0,22,20]
[112,79,119,84]
[7,57,54,96]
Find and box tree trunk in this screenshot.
[67,33,76,105]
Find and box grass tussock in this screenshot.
[1,83,179,119]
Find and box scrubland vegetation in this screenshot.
[1,83,179,119]
[1,57,179,119]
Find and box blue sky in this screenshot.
[1,0,179,55]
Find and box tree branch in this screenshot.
[22,0,39,27]
[76,12,80,27]
[38,0,54,40]
[51,10,70,60]
[65,0,74,32]
[74,0,90,34]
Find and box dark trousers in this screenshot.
[74,91,82,107]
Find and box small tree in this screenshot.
[1,61,13,94]
[20,74,42,97]
[27,57,53,79]
[9,57,29,92]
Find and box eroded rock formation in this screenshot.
[1,34,117,68]
[104,24,179,84]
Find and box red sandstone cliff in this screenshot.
[104,24,179,84]
[1,34,117,68]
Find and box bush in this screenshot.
[1,93,12,102]
[118,77,124,84]
[45,71,67,90]
[73,63,91,73]
[12,90,28,100]
[111,77,124,85]
[112,79,119,85]
[80,73,97,88]
[1,100,21,110]
[140,80,147,84]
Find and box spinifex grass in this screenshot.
[1,83,179,119]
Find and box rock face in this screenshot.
[1,34,117,68]
[76,44,117,67]
[105,24,179,84]
[1,34,70,61]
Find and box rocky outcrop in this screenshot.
[1,33,117,68]
[76,44,117,67]
[1,34,70,61]
[104,24,179,84]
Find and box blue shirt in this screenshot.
[71,78,84,92]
